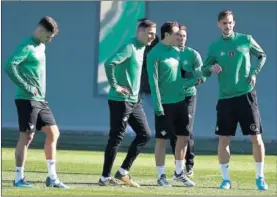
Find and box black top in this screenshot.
[140,34,160,94]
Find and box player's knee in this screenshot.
[138,131,151,144]
[250,134,263,146]
[107,137,122,148]
[141,133,151,143]
[176,135,189,144]
[146,129,152,141]
[26,133,34,143]
[43,125,60,142]
[156,138,166,148]
[109,129,124,140]
[19,132,34,146]
[146,130,151,140]
[51,130,60,142]
[26,135,34,147]
[219,136,231,147]
[184,136,190,142]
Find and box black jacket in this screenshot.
[140,34,160,94]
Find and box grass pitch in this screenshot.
[1,148,276,196]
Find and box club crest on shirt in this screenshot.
[228,51,235,56]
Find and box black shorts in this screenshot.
[215,90,262,136]
[15,99,56,132]
[155,99,190,139]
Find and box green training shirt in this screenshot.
[105,37,145,103]
[180,46,204,97]
[202,32,266,99]
[147,42,186,115]
[5,36,46,102]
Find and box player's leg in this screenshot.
[170,96,196,177]
[172,100,195,187]
[169,135,177,157]
[37,102,68,188]
[216,98,237,189]
[155,108,173,187]
[155,138,169,186]
[185,134,194,176]
[238,90,268,190]
[250,134,267,190]
[184,95,197,176]
[115,100,151,187]
[99,100,131,186]
[13,99,38,187]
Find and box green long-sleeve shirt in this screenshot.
[180,46,205,97]
[147,42,186,115]
[104,37,145,103]
[4,36,46,101]
[202,32,266,99]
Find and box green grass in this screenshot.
[2,148,276,196]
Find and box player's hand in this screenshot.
[248,74,257,86]
[210,64,222,74]
[116,86,130,95]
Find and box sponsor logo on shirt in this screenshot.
[183,60,188,65]
[164,58,179,67]
[237,46,249,53]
